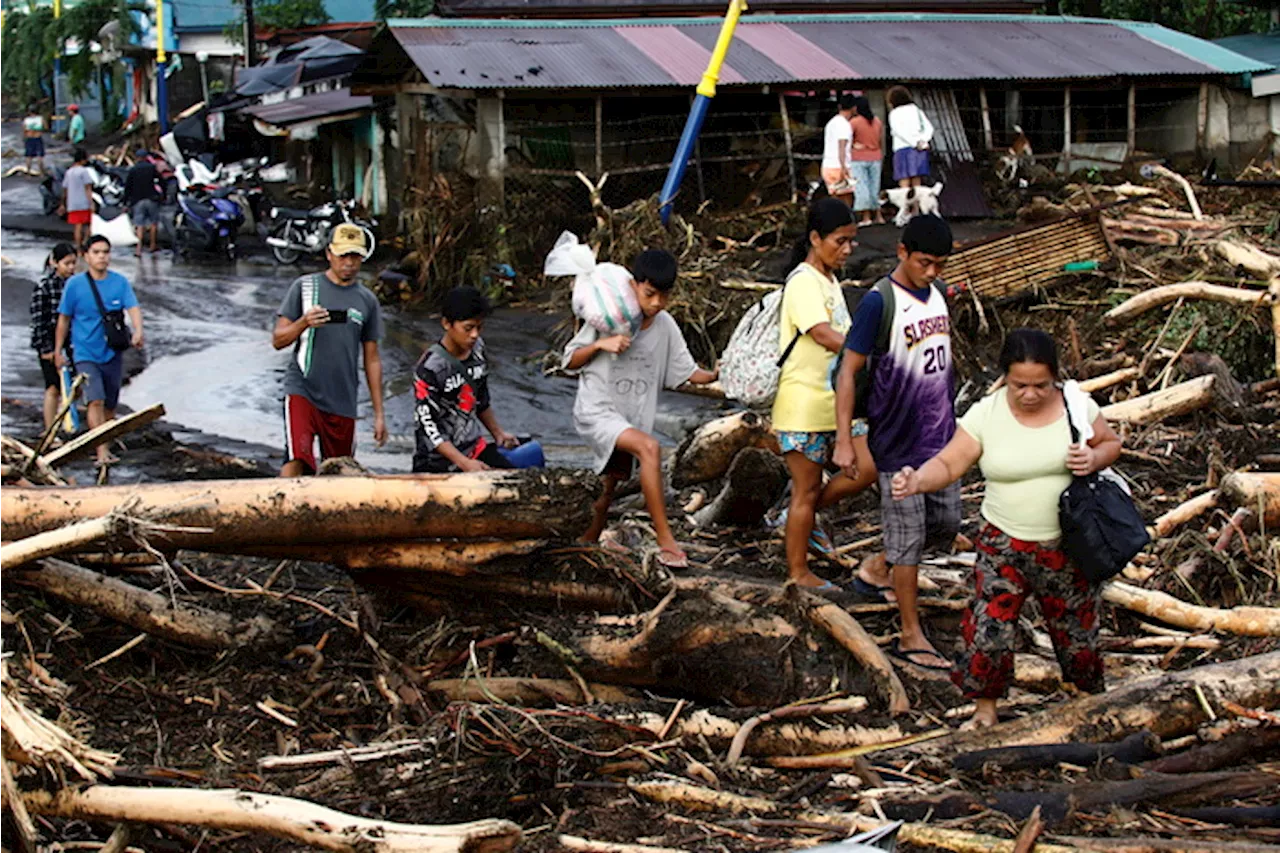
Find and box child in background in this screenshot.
[564,249,719,569]
[413,286,536,473]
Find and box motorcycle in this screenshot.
[85,159,127,208]
[39,165,65,216]
[264,198,376,265]
[173,184,245,260]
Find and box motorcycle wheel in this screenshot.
[271,224,301,265]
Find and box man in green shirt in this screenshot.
[67,104,85,145]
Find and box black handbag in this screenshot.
[85,275,131,352]
[1058,395,1150,584]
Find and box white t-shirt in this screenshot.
[822,113,853,171]
[888,104,934,152]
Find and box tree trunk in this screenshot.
[1215,240,1280,277]
[1150,490,1218,538]
[1101,375,1216,425]
[1102,580,1280,637]
[1103,282,1268,325]
[691,448,789,528]
[1218,471,1280,526]
[22,786,521,853]
[8,559,286,650]
[248,539,547,576]
[952,730,1161,773]
[0,469,600,548]
[804,596,910,715]
[672,411,779,488]
[1,514,124,570]
[1143,726,1280,774]
[880,651,1280,758]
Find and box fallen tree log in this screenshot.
[1143,725,1280,774]
[671,411,779,488]
[1079,367,1140,393]
[879,650,1280,757]
[804,596,910,715]
[1165,806,1280,828]
[618,707,907,758]
[1102,580,1280,636]
[1104,282,1269,325]
[1216,239,1280,277]
[426,677,643,706]
[247,540,547,576]
[21,786,521,853]
[1101,375,1216,425]
[1058,838,1280,853]
[0,470,598,548]
[952,730,1160,773]
[8,559,286,650]
[1103,218,1179,246]
[1150,490,1219,538]
[1123,214,1231,233]
[1219,471,1280,526]
[396,576,633,613]
[690,448,789,528]
[41,403,165,468]
[1,513,127,570]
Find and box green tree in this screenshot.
[375,0,435,19]
[1058,0,1270,38]
[55,0,141,97]
[224,0,331,45]
[1,6,59,109]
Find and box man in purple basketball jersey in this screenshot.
[834,215,959,671]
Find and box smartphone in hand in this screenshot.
[327,308,348,324]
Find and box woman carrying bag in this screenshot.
[889,329,1123,729]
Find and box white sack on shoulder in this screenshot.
[544,231,642,338]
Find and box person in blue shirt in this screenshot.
[54,235,145,468]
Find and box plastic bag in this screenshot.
[544,231,641,338]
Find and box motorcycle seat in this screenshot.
[275,206,313,220]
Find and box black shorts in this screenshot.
[39,356,59,389]
[603,448,636,479]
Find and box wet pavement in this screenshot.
[1,134,722,474]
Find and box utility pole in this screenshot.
[243,0,256,67]
[156,0,169,132]
[53,0,62,136]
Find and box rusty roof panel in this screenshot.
[384,16,1237,91]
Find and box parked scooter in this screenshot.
[264,199,376,264]
[173,185,245,260]
[85,159,127,208]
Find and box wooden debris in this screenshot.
[1150,490,1219,538]
[1216,239,1280,277]
[690,447,789,528]
[724,695,869,767]
[672,411,779,488]
[41,403,166,468]
[1217,471,1280,525]
[426,677,643,706]
[560,836,691,853]
[1101,375,1216,425]
[1102,580,1280,636]
[22,786,522,853]
[1078,366,1139,393]
[8,559,286,649]
[1103,282,1269,325]
[253,539,547,576]
[804,597,910,715]
[1103,217,1180,246]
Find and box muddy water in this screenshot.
[1,178,720,473]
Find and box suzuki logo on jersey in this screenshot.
[903,314,950,349]
[443,366,484,393]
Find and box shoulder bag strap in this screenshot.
[775,267,807,369]
[1061,389,1081,446]
[873,278,896,356]
[84,275,111,322]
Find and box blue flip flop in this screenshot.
[808,529,837,559]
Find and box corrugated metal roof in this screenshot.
[381,14,1271,91]
[243,88,372,124]
[1213,32,1280,68]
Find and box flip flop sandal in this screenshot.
[808,529,837,559]
[656,548,689,570]
[887,638,952,672]
[850,575,893,602]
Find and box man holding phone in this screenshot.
[273,223,386,476]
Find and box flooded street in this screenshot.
[1,170,719,473]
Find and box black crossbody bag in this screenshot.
[85,275,132,352]
[1057,395,1149,584]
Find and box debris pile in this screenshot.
[3,164,1279,853]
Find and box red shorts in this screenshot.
[283,394,355,473]
[67,209,91,225]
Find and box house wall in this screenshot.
[176,31,240,58]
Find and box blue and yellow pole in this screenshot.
[53,0,62,135]
[156,0,169,132]
[658,0,746,224]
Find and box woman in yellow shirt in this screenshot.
[891,329,1123,729]
[773,198,877,592]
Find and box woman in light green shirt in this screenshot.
[891,329,1122,730]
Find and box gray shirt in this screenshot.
[562,311,697,473]
[278,273,383,419]
[63,165,94,213]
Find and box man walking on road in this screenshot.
[55,235,144,468]
[60,148,95,249]
[23,105,46,174]
[124,149,162,255]
[67,104,85,145]
[273,223,386,476]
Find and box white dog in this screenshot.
[879,183,944,228]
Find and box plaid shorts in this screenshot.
[778,420,869,466]
[879,471,961,566]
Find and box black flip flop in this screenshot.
[850,575,893,602]
[887,638,952,672]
